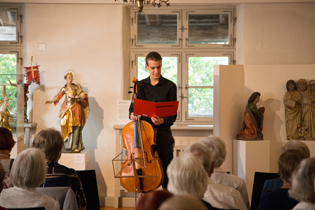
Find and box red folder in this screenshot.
[133,98,179,118]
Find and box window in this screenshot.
[130,7,235,125]
[0,4,23,116]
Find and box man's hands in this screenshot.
[130,112,164,126]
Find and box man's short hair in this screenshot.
[183,142,213,174]
[159,194,207,210]
[0,127,16,150]
[167,153,208,199]
[199,135,227,168]
[281,140,310,157]
[32,128,64,161]
[10,148,46,188]
[289,157,315,203]
[278,149,308,184]
[146,52,162,65]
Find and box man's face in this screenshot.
[145,60,162,81]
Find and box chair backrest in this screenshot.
[7,208,45,210]
[77,170,100,210]
[37,186,79,210]
[250,172,279,210]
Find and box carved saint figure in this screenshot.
[0,95,13,131]
[45,72,90,152]
[236,92,265,140]
[297,79,312,139]
[283,80,302,140]
[307,80,315,140]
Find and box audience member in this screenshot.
[0,162,8,210]
[258,149,308,210]
[0,127,15,189]
[32,128,87,210]
[184,142,247,210]
[167,153,221,210]
[289,157,315,209]
[200,136,249,209]
[136,190,173,210]
[260,140,310,198]
[159,194,208,210]
[0,148,59,209]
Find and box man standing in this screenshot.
[129,51,177,189]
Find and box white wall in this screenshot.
[236,3,315,65]
[24,4,128,201]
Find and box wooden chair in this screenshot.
[250,172,279,210]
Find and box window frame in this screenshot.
[129,6,236,125]
[0,4,23,46]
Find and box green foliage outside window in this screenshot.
[0,54,18,111]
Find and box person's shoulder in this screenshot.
[40,193,60,209]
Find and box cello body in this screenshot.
[120,120,164,192]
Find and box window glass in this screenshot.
[137,14,177,44]
[0,10,17,42]
[187,56,228,118]
[137,56,177,85]
[0,54,18,111]
[188,14,229,44]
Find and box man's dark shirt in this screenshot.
[41,161,87,208]
[129,76,177,128]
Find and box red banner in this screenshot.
[25,65,40,84]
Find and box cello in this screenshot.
[119,78,164,193]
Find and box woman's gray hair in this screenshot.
[199,135,227,168]
[32,128,64,161]
[159,194,207,210]
[281,140,310,157]
[183,142,213,174]
[167,153,208,199]
[289,157,315,203]
[10,148,46,189]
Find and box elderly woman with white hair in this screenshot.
[183,142,247,210]
[289,157,315,209]
[0,148,60,210]
[200,136,249,209]
[167,153,220,210]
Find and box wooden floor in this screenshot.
[101,207,134,210]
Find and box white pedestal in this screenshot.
[233,139,270,200]
[59,150,90,170]
[11,135,25,159]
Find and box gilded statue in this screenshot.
[0,94,13,131]
[45,72,90,152]
[283,80,302,140]
[236,92,265,140]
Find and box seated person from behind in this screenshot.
[183,142,247,210]
[200,136,249,209]
[258,149,308,210]
[167,153,222,210]
[136,190,173,210]
[260,140,310,199]
[159,194,208,210]
[32,128,87,210]
[289,157,315,209]
[0,127,16,189]
[0,162,8,210]
[0,148,59,210]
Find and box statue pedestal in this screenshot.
[232,139,270,199]
[59,150,90,170]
